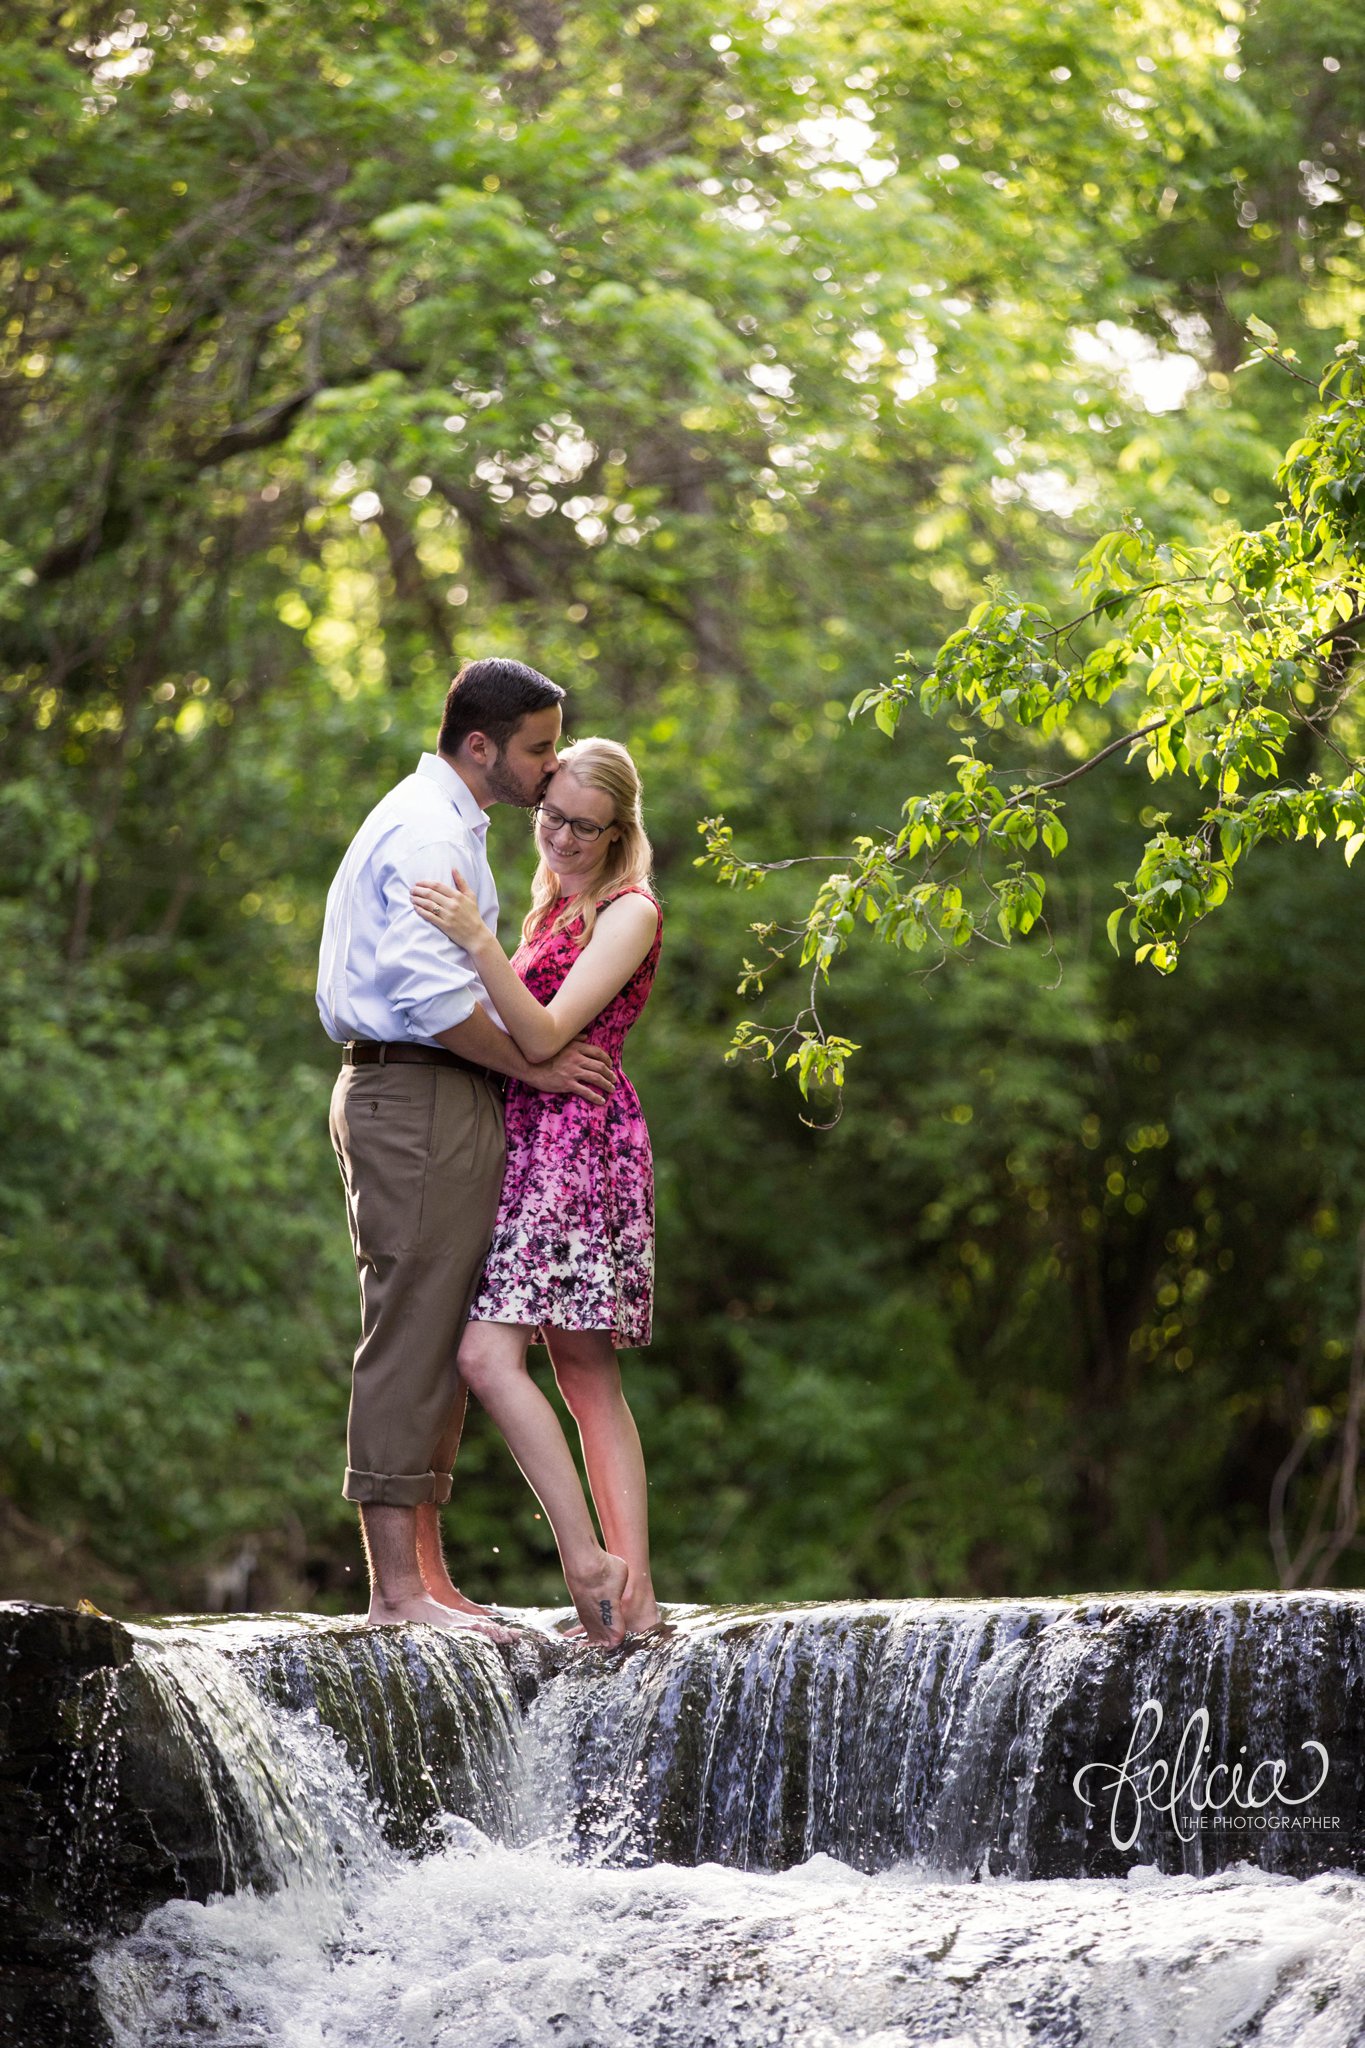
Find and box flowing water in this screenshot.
[86,1600,1365,2047]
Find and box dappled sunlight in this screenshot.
[3,0,1365,1652]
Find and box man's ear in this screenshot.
[463,729,493,767]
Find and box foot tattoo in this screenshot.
[600,1599,613,1630]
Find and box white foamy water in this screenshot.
[90,1611,1365,2047]
[96,1836,1365,2047]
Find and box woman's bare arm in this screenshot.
[410,874,658,1062]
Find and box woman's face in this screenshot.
[535,767,621,890]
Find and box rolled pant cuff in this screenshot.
[344,1467,448,1508]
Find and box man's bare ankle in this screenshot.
[369,1583,426,1613]
[424,1579,494,1615]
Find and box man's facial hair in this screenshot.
[484,753,546,808]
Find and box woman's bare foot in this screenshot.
[554,1572,660,1639]
[367,1591,513,1641]
[565,1551,629,1646]
[621,1572,661,1634]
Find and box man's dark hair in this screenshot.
[438,657,565,756]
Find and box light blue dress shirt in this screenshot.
[316,753,503,1046]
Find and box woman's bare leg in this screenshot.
[546,1328,661,1633]
[458,1319,627,1645]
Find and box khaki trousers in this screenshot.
[329,1061,506,1507]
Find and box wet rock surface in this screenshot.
[0,1604,134,2048]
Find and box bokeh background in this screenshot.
[3,0,1363,1614]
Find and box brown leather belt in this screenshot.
[342,1039,497,1083]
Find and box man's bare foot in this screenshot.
[564,1551,629,1646]
[414,1504,493,1616]
[366,1591,514,1642]
[422,1577,495,1618]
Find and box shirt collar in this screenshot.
[417,752,489,840]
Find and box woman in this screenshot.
[411,737,662,1647]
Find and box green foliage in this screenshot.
[710,335,1364,1070]
[0,899,355,1595]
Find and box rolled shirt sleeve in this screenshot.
[372,835,486,1041]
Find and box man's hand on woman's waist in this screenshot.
[531,1038,617,1104]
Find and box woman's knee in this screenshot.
[550,1334,621,1413]
[458,1323,523,1399]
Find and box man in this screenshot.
[317,657,615,1632]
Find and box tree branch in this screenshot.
[189,385,322,469]
[33,362,394,584]
[1028,718,1169,792]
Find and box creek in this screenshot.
[3,1594,1364,2046]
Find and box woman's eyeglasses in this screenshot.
[534,802,614,844]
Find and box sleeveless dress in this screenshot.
[467,886,662,1348]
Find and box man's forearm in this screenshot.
[436,1006,537,1082]
[436,1001,615,1102]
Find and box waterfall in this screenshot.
[536,1595,1363,1877]
[65,1615,525,1900]
[0,1603,529,2047]
[4,1594,1365,2046]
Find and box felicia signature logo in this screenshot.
[1072,1700,1330,1850]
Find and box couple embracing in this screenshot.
[317,657,661,1647]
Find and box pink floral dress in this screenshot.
[467,887,662,1348]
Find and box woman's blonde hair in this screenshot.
[524,736,654,945]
